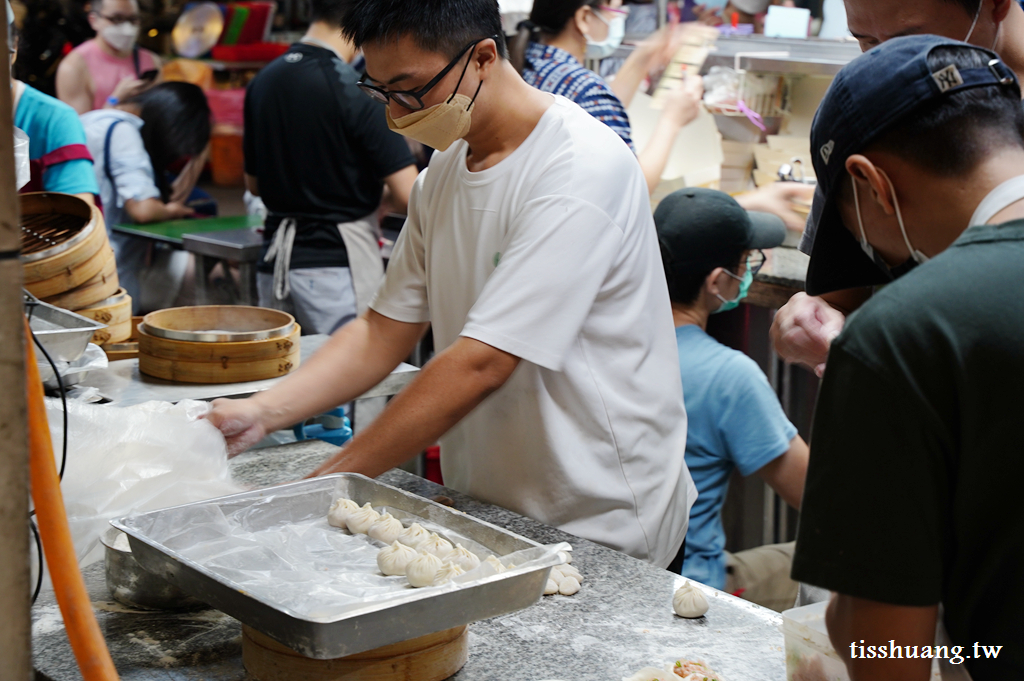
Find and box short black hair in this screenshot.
[868,46,1024,176]
[309,0,349,26]
[340,0,507,60]
[661,247,744,307]
[124,82,210,201]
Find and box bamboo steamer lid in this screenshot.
[241,624,469,681]
[141,305,295,343]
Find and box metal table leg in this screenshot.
[239,261,258,306]
[194,254,210,305]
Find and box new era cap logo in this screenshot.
[820,140,835,165]
[932,64,964,93]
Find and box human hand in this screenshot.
[770,292,846,376]
[693,4,725,26]
[109,76,148,103]
[736,182,815,233]
[164,201,196,220]
[661,74,705,128]
[205,398,269,457]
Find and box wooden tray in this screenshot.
[242,625,468,681]
[42,252,119,311]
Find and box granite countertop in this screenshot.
[33,441,785,681]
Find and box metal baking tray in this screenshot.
[113,474,562,659]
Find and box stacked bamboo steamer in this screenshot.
[20,192,132,347]
[138,306,300,384]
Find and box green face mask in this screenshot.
[713,257,753,313]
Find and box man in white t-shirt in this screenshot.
[207,0,694,567]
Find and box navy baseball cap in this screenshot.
[656,187,786,276]
[804,35,1020,296]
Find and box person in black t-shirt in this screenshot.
[243,0,417,335]
[791,36,1024,680]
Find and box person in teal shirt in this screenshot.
[9,7,98,201]
[656,188,809,611]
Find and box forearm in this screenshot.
[757,435,809,510]
[827,594,937,681]
[608,49,652,109]
[309,337,519,478]
[638,116,684,194]
[251,312,424,434]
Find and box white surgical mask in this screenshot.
[101,22,137,53]
[586,10,625,60]
[851,172,928,279]
[964,0,982,43]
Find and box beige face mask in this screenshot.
[385,88,480,152]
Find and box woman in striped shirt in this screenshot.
[510,0,703,194]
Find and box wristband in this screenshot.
[107,96,119,106]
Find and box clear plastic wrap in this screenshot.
[127,478,570,621]
[45,398,244,569]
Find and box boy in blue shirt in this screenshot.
[656,188,809,610]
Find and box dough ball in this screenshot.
[447,544,481,571]
[327,498,360,528]
[345,503,380,534]
[558,577,581,596]
[672,580,709,618]
[550,567,565,582]
[406,551,444,588]
[432,561,466,586]
[560,565,584,583]
[543,579,559,595]
[396,522,431,549]
[419,532,454,560]
[367,512,403,545]
[377,541,417,576]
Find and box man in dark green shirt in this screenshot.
[791,35,1024,680]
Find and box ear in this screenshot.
[704,267,727,298]
[991,0,1012,24]
[574,5,593,37]
[474,36,500,78]
[845,154,896,216]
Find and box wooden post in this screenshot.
[0,16,33,681]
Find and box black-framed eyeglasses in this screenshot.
[92,11,141,25]
[357,36,494,111]
[747,250,767,276]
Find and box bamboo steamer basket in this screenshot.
[139,324,299,363]
[21,193,110,285]
[101,316,143,362]
[137,306,301,384]
[42,251,119,311]
[78,289,132,345]
[24,229,114,299]
[241,624,469,681]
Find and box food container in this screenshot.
[100,527,205,611]
[141,305,295,343]
[782,601,851,681]
[113,474,565,659]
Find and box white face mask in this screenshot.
[851,172,928,278]
[585,10,626,60]
[964,0,983,43]
[101,22,137,53]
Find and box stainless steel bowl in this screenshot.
[101,527,206,611]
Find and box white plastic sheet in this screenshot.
[45,398,245,569]
[129,481,570,621]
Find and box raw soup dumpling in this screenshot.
[406,551,444,588]
[345,503,381,534]
[377,541,418,576]
[367,512,404,544]
[327,498,360,528]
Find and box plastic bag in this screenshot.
[44,398,245,569]
[702,66,742,110]
[38,343,107,388]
